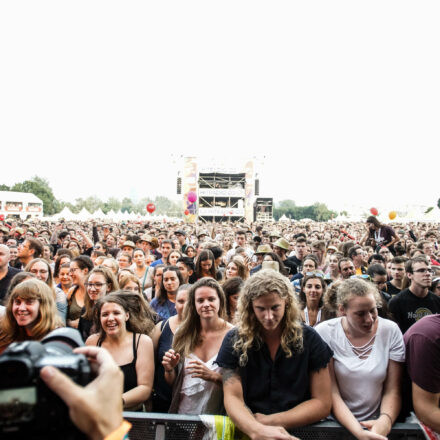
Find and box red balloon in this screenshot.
[187,191,197,203]
[0,215,4,221]
[184,209,189,215]
[146,203,155,214]
[370,207,378,216]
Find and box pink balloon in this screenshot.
[188,191,197,203]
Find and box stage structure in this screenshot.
[254,197,273,222]
[179,157,272,223]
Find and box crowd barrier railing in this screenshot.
[124,412,424,440]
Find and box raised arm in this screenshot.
[222,368,297,440]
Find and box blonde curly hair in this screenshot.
[233,269,303,367]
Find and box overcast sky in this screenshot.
[1,1,439,213]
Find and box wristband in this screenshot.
[104,420,131,440]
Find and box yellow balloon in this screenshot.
[388,211,397,220]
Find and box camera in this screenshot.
[0,328,91,439]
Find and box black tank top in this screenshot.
[98,333,140,393]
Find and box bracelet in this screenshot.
[379,413,393,425]
[104,420,131,440]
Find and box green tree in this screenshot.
[11,176,58,215]
[103,197,122,214]
[273,199,336,221]
[121,197,134,213]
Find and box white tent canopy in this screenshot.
[93,208,106,219]
[52,206,75,221]
[76,207,93,221]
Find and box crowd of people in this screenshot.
[0,216,439,440]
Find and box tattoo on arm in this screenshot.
[222,368,240,385]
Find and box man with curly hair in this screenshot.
[216,269,333,440]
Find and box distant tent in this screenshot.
[77,207,93,221]
[107,210,116,220]
[93,208,106,219]
[52,206,76,221]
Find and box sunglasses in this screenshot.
[305,271,325,278]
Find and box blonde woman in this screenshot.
[316,278,404,440]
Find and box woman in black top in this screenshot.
[86,292,155,411]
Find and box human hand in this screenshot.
[254,412,275,425]
[360,417,391,437]
[249,423,299,440]
[186,359,217,382]
[162,348,180,372]
[40,346,124,440]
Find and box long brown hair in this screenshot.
[93,292,156,338]
[0,279,63,349]
[172,278,227,358]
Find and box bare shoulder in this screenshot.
[85,333,99,346]
[138,333,153,350]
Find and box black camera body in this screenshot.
[0,328,91,439]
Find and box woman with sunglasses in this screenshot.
[150,266,183,321]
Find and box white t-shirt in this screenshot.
[316,317,405,421]
[178,353,223,415]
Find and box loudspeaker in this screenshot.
[255,179,259,196]
[177,177,182,194]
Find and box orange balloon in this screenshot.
[388,211,397,220]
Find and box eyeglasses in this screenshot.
[85,282,107,289]
[413,268,434,274]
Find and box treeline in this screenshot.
[1,176,337,221]
[0,176,181,217]
[273,200,337,222]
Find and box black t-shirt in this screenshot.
[388,288,440,334]
[282,258,296,276]
[0,266,21,304]
[215,326,333,415]
[385,281,401,297]
[286,255,302,275]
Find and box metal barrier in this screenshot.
[124,412,424,440]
